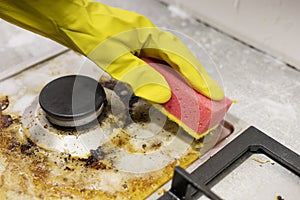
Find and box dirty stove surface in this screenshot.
[0,0,300,199]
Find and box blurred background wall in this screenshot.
[160,0,300,70]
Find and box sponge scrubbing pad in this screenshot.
[143,58,232,139]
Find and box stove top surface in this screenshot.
[1,1,299,199]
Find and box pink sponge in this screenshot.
[143,58,232,139]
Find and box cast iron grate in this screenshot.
[158,126,300,200]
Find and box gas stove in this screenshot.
[1,49,298,199]
[1,2,299,196]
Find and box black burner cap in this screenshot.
[39,75,106,126]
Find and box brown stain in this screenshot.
[0,96,9,111]
[110,129,165,154]
[139,139,163,154]
[276,195,284,200]
[111,130,130,148]
[85,156,112,170]
[0,114,13,129]
[150,140,162,150]
[0,96,14,130]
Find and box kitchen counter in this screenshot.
[0,0,299,199]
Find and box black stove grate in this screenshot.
[159,126,300,200]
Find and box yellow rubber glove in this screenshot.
[0,0,224,103]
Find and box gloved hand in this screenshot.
[0,0,224,103]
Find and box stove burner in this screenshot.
[22,88,126,158]
[39,75,106,127]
